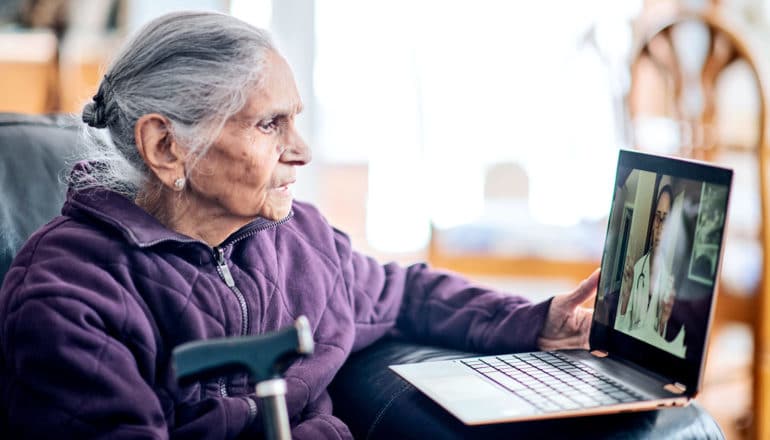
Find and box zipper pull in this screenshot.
[215,247,236,287]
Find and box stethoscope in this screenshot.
[631,254,650,327]
[636,271,646,291]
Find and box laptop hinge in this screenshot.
[590,350,609,358]
[663,382,687,395]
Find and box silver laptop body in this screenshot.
[391,150,733,425]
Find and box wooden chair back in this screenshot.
[628,8,770,438]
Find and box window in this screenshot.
[235,1,643,251]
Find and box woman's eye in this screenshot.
[257,119,278,133]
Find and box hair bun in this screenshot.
[82,100,108,128]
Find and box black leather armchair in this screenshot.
[0,113,725,439]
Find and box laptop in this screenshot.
[390,149,733,425]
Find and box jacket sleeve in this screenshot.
[334,228,552,354]
[0,262,253,439]
[392,263,552,354]
[290,391,352,439]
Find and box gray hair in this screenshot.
[73,10,275,197]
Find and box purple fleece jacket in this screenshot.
[0,184,551,439]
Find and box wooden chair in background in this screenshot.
[427,162,601,287]
[0,31,59,114]
[428,237,599,286]
[0,0,119,114]
[628,7,770,438]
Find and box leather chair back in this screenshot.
[0,113,80,284]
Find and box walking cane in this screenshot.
[173,316,314,440]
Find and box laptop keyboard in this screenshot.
[461,352,643,412]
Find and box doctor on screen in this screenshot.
[616,184,678,339]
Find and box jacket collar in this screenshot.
[63,182,289,249]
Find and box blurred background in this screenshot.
[1,0,768,438]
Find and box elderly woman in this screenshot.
[0,11,597,439]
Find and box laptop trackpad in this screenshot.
[423,375,505,401]
[421,375,536,420]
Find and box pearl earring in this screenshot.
[174,177,186,190]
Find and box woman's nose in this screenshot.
[281,128,312,165]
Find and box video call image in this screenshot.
[594,167,728,359]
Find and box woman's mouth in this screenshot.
[273,181,295,194]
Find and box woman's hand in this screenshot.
[537,269,600,351]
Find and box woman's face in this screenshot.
[188,51,310,222]
[651,190,671,256]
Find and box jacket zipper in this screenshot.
[224,213,293,247]
[94,203,293,398]
[152,213,291,398]
[213,246,250,397]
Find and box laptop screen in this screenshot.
[591,150,732,391]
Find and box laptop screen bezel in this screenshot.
[589,149,733,395]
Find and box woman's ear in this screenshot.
[134,114,186,190]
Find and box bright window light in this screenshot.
[230,0,273,30]
[312,0,642,250]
